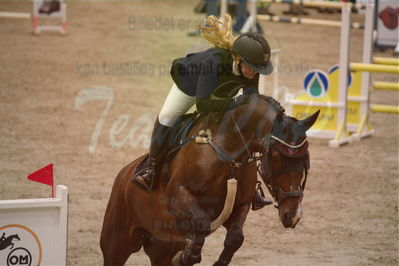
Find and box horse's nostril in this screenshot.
[282,212,293,228]
[283,212,290,222]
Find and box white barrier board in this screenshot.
[0,185,68,266]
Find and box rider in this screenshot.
[134,14,273,209]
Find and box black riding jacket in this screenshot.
[170,47,259,112]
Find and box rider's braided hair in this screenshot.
[199,14,237,50]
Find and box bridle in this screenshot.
[258,135,310,208]
[229,110,310,202]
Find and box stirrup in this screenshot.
[251,182,273,211]
[133,169,154,192]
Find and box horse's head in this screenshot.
[260,110,319,228]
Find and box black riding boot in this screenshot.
[251,191,273,210]
[134,118,171,192]
[251,183,273,210]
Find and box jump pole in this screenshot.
[257,14,364,29]
[245,0,365,32]
[370,104,399,114]
[372,82,399,91]
[373,57,399,66]
[350,63,399,74]
[0,12,31,19]
[258,0,367,9]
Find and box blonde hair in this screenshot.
[199,14,237,51]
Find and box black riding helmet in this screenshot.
[232,32,273,75]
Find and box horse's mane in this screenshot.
[239,94,285,118]
[257,95,285,115]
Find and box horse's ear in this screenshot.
[298,110,320,131]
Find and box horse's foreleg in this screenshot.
[213,204,251,266]
[101,227,144,266]
[168,186,210,266]
[143,234,186,266]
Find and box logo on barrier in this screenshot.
[379,6,398,30]
[303,70,329,98]
[328,65,352,88]
[0,225,42,266]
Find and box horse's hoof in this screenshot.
[172,251,184,266]
[213,261,228,266]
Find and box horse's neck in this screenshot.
[215,102,274,155]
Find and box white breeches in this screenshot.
[158,83,196,127]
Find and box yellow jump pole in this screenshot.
[373,82,399,91]
[371,104,399,114]
[350,63,399,74]
[373,57,399,66]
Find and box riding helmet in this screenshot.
[232,32,273,75]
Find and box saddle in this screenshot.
[134,112,203,186]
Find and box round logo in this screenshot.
[328,65,352,88]
[303,70,329,98]
[7,248,32,266]
[0,225,42,266]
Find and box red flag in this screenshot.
[28,164,54,197]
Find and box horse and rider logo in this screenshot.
[0,233,21,251]
[0,225,42,266]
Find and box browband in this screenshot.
[271,135,308,149]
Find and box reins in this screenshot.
[191,109,265,178]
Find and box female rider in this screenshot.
[135,15,273,210]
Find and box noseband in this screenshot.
[258,135,310,208]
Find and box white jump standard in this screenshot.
[0,0,68,34]
[286,3,399,146]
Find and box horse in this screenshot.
[100,94,319,266]
[0,234,20,251]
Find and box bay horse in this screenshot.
[100,94,319,266]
